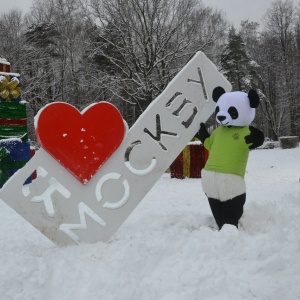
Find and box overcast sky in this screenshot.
[202,0,298,27]
[0,0,299,28]
[0,0,33,14]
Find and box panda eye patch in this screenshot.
[215,106,220,115]
[228,106,238,119]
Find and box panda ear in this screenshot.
[248,89,260,108]
[212,86,226,102]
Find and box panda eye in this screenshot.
[215,106,219,115]
[228,106,238,119]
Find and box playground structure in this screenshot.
[170,141,208,179]
[0,58,34,187]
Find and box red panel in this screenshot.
[0,118,27,126]
[36,102,125,184]
[189,145,201,178]
[0,63,11,72]
[199,145,209,178]
[170,151,184,179]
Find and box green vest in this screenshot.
[204,126,251,178]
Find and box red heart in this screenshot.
[36,102,125,184]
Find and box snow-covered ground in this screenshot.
[0,146,299,300]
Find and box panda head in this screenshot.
[212,86,260,127]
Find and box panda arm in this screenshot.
[195,123,210,144]
[245,126,264,149]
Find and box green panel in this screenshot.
[1,160,27,169]
[0,102,27,118]
[0,171,9,185]
[0,147,10,184]
[0,126,28,141]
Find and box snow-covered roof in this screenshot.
[0,58,10,66]
[0,71,20,77]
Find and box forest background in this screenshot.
[1,0,300,143]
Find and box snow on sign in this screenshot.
[0,52,231,246]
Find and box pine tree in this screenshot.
[220,27,262,92]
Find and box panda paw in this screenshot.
[195,123,210,144]
[245,126,264,149]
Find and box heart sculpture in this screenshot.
[36,102,125,184]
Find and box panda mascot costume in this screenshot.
[196,86,264,230]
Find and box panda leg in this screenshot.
[221,193,246,228]
[207,197,224,229]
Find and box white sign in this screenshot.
[0,52,231,246]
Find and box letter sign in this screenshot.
[0,52,231,246]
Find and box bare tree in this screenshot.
[81,0,228,125]
[0,9,24,70]
[25,0,88,106]
[264,0,296,58]
[0,0,228,136]
[259,0,300,138]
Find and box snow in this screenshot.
[0,58,10,65]
[0,72,20,77]
[0,146,300,300]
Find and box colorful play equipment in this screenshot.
[169,141,209,179]
[0,58,34,187]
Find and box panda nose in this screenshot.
[217,115,226,122]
